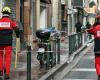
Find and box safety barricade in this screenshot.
[69,31,92,55]
[36,35,60,69]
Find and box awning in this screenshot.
[40,0,51,4]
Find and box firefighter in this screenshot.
[0,6,20,79]
[87,15,100,80]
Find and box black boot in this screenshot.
[98,75,100,80]
[4,74,10,80]
[0,77,3,80]
[0,71,3,80]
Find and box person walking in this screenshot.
[86,22,91,42]
[87,15,100,80]
[75,21,82,33]
[0,6,20,79]
[86,21,91,29]
[93,15,100,27]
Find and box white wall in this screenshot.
[40,7,47,29]
[0,0,2,18]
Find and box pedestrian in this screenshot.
[86,21,91,29]
[0,6,20,79]
[93,15,100,27]
[86,22,91,42]
[87,14,100,80]
[75,21,82,33]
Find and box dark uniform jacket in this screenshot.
[0,16,19,46]
[75,21,82,33]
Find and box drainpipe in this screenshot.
[67,0,72,35]
[72,10,75,34]
[67,0,72,62]
[52,0,59,30]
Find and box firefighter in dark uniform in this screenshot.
[87,15,100,80]
[0,6,20,79]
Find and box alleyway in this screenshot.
[0,0,99,80]
[46,42,97,80]
[62,45,97,80]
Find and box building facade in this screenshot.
[0,0,3,17]
[35,0,52,30]
[0,0,67,48]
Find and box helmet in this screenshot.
[2,6,11,14]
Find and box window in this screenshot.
[40,0,51,4]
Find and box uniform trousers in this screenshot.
[0,45,12,75]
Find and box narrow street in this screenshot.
[0,0,99,80]
[62,45,97,80]
[44,42,97,80]
[8,36,96,80]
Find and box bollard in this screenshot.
[46,42,50,69]
[27,45,31,80]
[54,39,57,65]
[57,37,60,64]
[69,35,73,55]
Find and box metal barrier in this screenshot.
[56,36,60,64]
[50,36,60,64]
[36,35,60,69]
[27,45,31,80]
[12,35,60,80]
[69,32,82,55]
[69,32,91,55]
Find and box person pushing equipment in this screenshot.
[0,6,20,80]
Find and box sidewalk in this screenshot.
[62,43,96,80]
[39,39,93,80]
[9,36,90,80]
[8,36,68,80]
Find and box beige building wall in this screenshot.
[36,0,40,30]
[24,0,32,43]
[36,0,52,30]
[52,0,59,30]
[16,0,20,20]
[47,5,52,27]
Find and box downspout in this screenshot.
[67,0,72,35]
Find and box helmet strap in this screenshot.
[2,14,9,17]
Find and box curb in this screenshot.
[39,39,94,80]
